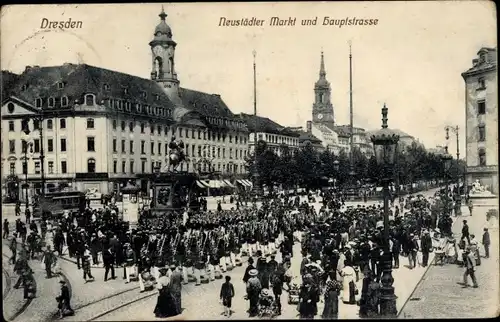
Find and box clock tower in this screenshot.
[149,7,180,98]
[312,51,335,127]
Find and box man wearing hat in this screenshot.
[420,230,431,267]
[246,269,261,317]
[461,220,470,244]
[462,246,479,288]
[482,228,490,259]
[124,243,137,283]
[57,279,73,317]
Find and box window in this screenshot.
[22,141,27,153]
[130,160,135,174]
[229,135,232,143]
[158,142,162,155]
[223,148,226,158]
[48,161,54,174]
[478,100,486,115]
[8,121,14,131]
[60,119,66,129]
[235,136,238,144]
[192,129,195,138]
[113,160,117,173]
[122,161,126,173]
[229,148,233,159]
[478,77,486,89]
[141,161,146,173]
[478,148,486,166]
[165,127,169,135]
[9,140,15,153]
[192,145,195,157]
[141,141,146,154]
[478,125,486,142]
[121,140,126,153]
[34,162,41,174]
[36,98,42,108]
[198,146,202,156]
[129,122,134,132]
[141,123,145,133]
[22,162,27,175]
[87,158,96,173]
[47,139,54,152]
[61,161,67,174]
[150,123,154,134]
[121,121,126,131]
[179,128,183,138]
[87,137,95,152]
[33,120,40,130]
[141,91,147,98]
[151,142,155,155]
[203,131,206,140]
[85,94,95,106]
[48,97,55,107]
[157,125,161,135]
[61,96,68,107]
[198,130,201,139]
[34,139,40,153]
[87,118,95,129]
[165,143,169,155]
[151,162,155,173]
[185,129,189,139]
[103,83,110,91]
[112,138,117,153]
[58,82,65,89]
[218,147,221,158]
[112,120,117,130]
[130,141,134,154]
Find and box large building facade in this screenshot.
[237,113,300,156]
[1,8,249,198]
[462,47,498,194]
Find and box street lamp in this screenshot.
[370,103,399,318]
[441,150,453,215]
[153,165,161,207]
[333,160,340,190]
[21,136,34,209]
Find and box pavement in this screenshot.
[3,188,453,320]
[399,203,500,319]
[81,190,442,321]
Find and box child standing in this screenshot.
[220,275,235,317]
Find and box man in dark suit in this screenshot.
[420,230,433,267]
[391,237,401,269]
[462,220,470,244]
[243,257,255,284]
[103,248,116,281]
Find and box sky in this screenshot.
[1,2,497,156]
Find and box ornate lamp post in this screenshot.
[370,103,399,317]
[440,149,453,215]
[333,160,340,189]
[21,134,34,209]
[152,164,161,207]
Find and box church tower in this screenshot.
[312,51,335,127]
[149,7,180,98]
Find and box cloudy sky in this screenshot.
[1,2,496,155]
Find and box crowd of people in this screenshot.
[2,184,492,320]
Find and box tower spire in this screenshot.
[159,6,167,20]
[319,50,326,77]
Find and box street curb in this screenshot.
[397,214,462,318]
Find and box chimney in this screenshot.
[24,66,31,72]
[472,58,479,67]
[306,121,312,133]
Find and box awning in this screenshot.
[236,179,248,187]
[196,180,209,188]
[223,180,235,188]
[243,179,253,187]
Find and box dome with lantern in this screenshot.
[153,7,173,41]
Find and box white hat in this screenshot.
[249,269,258,276]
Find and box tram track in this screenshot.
[2,252,35,321]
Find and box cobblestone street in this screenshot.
[400,205,499,319]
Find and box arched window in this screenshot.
[48,97,55,107]
[87,158,96,173]
[87,118,95,129]
[154,57,163,78]
[85,94,95,106]
[478,148,486,166]
[61,96,69,107]
[169,57,174,75]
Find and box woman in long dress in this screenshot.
[322,280,341,319]
[154,268,178,318]
[340,260,356,305]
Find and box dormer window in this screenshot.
[103,83,110,91]
[85,94,95,106]
[141,91,147,99]
[135,103,142,113]
[125,102,131,111]
[22,84,29,91]
[155,94,160,101]
[35,98,43,108]
[124,88,129,94]
[479,53,487,63]
[57,82,65,89]
[48,97,55,108]
[61,96,69,107]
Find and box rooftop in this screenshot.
[237,113,300,137]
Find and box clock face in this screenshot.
[153,46,164,56]
[317,113,324,120]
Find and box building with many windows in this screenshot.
[237,113,300,156]
[462,47,498,194]
[1,8,248,197]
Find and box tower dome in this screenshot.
[154,7,172,40]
